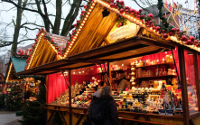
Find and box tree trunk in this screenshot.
[52,0,62,34]
[11,0,23,56]
[61,0,82,36]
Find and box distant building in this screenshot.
[143,4,180,28]
[180,8,199,38]
[0,50,11,76]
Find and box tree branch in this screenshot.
[2,0,54,29]
[61,0,83,36]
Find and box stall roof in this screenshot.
[5,56,27,82]
[11,57,26,73]
[25,30,68,70]
[16,36,175,75]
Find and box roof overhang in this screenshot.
[16,36,175,76]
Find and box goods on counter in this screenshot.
[49,82,98,107]
[113,83,183,115]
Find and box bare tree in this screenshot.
[1,0,85,55]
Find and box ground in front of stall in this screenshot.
[0,111,22,125]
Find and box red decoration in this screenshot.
[163,33,168,38]
[141,14,145,19]
[171,28,176,32]
[189,36,195,41]
[125,6,130,10]
[119,22,123,26]
[110,0,114,2]
[84,5,87,9]
[125,9,129,14]
[35,39,38,42]
[194,40,198,44]
[72,30,76,34]
[147,13,154,18]
[51,38,54,42]
[77,20,80,24]
[181,35,188,41]
[81,10,85,15]
[110,3,114,8]
[67,42,71,46]
[58,52,62,55]
[40,28,45,32]
[114,4,118,8]
[18,50,22,55]
[155,26,160,32]
[197,42,200,47]
[186,39,193,45]
[176,28,180,32]
[136,11,139,15]
[169,32,174,36]
[119,8,124,14]
[139,9,142,13]
[116,0,119,3]
[32,45,35,48]
[71,35,74,39]
[74,23,77,27]
[21,51,24,55]
[119,0,124,7]
[130,9,135,15]
[162,30,165,33]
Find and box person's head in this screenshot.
[120,73,126,80]
[100,86,112,96]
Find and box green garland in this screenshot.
[157,0,173,32]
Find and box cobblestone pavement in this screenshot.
[0,111,22,125]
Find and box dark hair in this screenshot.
[100,86,111,96]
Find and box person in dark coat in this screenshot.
[88,86,119,125]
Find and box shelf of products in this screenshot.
[137,75,177,79]
[136,63,174,68]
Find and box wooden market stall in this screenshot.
[16,0,200,125]
[0,73,5,93]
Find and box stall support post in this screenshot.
[45,75,48,124]
[107,62,112,87]
[193,52,200,112]
[69,70,72,125]
[178,47,189,125]
[46,75,48,105]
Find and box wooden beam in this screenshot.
[68,70,72,125]
[99,48,164,62]
[46,76,48,105]
[193,52,200,112]
[107,62,112,87]
[178,46,189,125]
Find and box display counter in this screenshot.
[46,104,188,125]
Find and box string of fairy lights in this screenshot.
[27,33,43,70]
[62,2,96,58]
[6,62,13,82]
